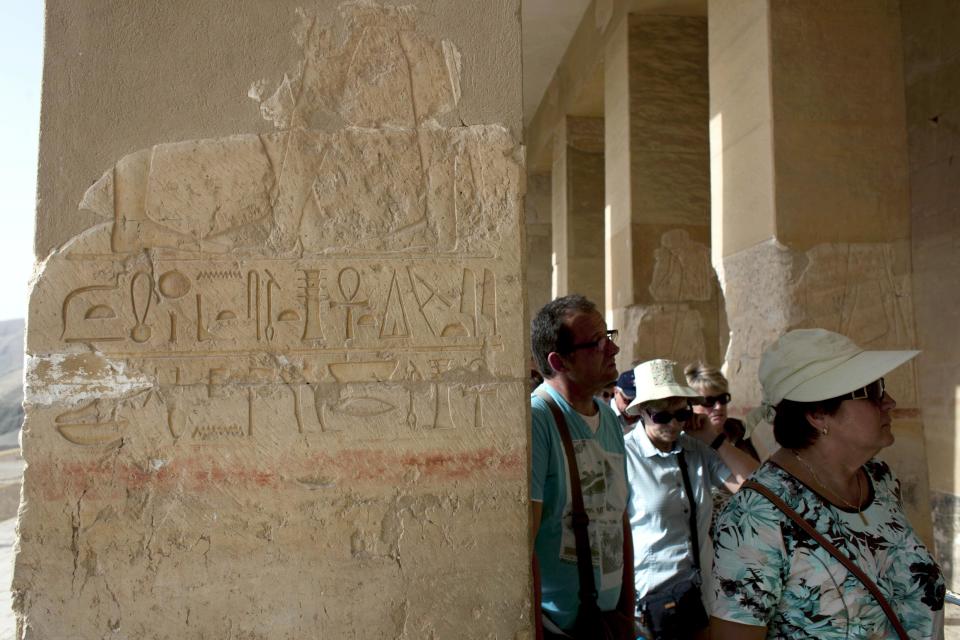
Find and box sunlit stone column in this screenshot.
[21,2,529,637]
[710,0,932,540]
[551,116,605,306]
[604,14,718,371]
[526,170,553,323]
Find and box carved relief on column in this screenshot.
[21,4,526,637]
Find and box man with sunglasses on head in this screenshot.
[623,359,758,640]
[530,295,635,639]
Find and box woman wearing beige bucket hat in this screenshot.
[623,359,758,640]
[710,329,945,640]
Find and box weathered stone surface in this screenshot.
[931,490,960,587]
[23,3,529,638]
[619,303,708,369]
[721,238,931,540]
[649,229,713,303]
[902,0,960,592]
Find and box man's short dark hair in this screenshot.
[531,294,598,378]
[773,397,844,449]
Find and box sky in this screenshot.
[0,1,42,322]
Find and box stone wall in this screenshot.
[901,0,960,589]
[22,2,529,637]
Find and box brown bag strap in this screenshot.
[535,388,599,607]
[743,479,909,640]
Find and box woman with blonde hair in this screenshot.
[684,362,759,462]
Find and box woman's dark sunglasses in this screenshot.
[645,407,694,424]
[698,392,731,408]
[843,377,885,404]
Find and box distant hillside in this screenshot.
[0,319,24,444]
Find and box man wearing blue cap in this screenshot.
[610,369,641,434]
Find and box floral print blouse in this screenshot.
[712,460,945,639]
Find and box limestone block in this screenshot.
[22,4,529,638]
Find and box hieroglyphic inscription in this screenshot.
[45,256,510,446]
[34,3,522,450]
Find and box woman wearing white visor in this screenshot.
[711,329,945,640]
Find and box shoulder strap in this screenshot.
[676,449,701,572]
[534,388,599,607]
[743,479,909,640]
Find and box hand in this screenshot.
[685,412,722,445]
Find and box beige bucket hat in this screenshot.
[625,359,700,416]
[745,328,919,431]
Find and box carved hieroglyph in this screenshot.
[20,4,528,638]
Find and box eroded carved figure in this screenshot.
[27,2,523,450]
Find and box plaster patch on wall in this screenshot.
[649,229,713,302]
[24,353,152,409]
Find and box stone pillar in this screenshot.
[550,116,605,306]
[604,14,720,371]
[526,170,553,325]
[710,1,933,540]
[22,2,529,637]
[901,0,960,587]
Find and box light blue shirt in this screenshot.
[531,383,628,631]
[624,425,730,603]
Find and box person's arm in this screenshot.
[617,511,635,617]
[714,436,759,491]
[531,500,542,546]
[531,500,543,640]
[686,414,758,491]
[710,617,766,640]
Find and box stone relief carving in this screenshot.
[722,238,919,412]
[28,3,523,450]
[622,303,707,368]
[649,228,713,302]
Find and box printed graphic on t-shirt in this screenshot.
[560,438,627,591]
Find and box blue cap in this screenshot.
[615,369,636,398]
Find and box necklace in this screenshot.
[792,451,868,525]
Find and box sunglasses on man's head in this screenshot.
[698,392,731,408]
[843,377,885,404]
[645,407,694,425]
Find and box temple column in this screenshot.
[604,14,720,370]
[710,0,932,541]
[551,116,605,307]
[23,1,529,636]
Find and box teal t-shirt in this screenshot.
[531,383,629,630]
